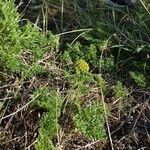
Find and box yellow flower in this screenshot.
[75,59,89,74]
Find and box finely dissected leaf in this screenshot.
[130,71,146,87]
[0,0,59,77]
[33,88,62,149]
[74,102,107,141]
[114,81,128,100]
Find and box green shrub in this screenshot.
[114,81,128,99]
[94,75,107,93]
[0,0,59,77]
[74,102,107,141]
[130,71,146,87]
[114,81,129,110]
[33,88,62,150]
[114,81,128,100]
[63,39,114,72]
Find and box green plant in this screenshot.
[75,59,89,74]
[65,70,107,141]
[74,102,107,141]
[113,81,130,112]
[130,71,146,87]
[0,0,59,77]
[94,75,107,93]
[114,81,128,100]
[35,128,54,150]
[33,88,62,150]
[62,26,114,72]
[1,0,150,149]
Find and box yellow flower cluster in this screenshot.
[75,59,89,74]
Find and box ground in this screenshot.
[0,0,150,150]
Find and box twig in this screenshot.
[76,140,100,150]
[25,139,38,150]
[0,94,39,121]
